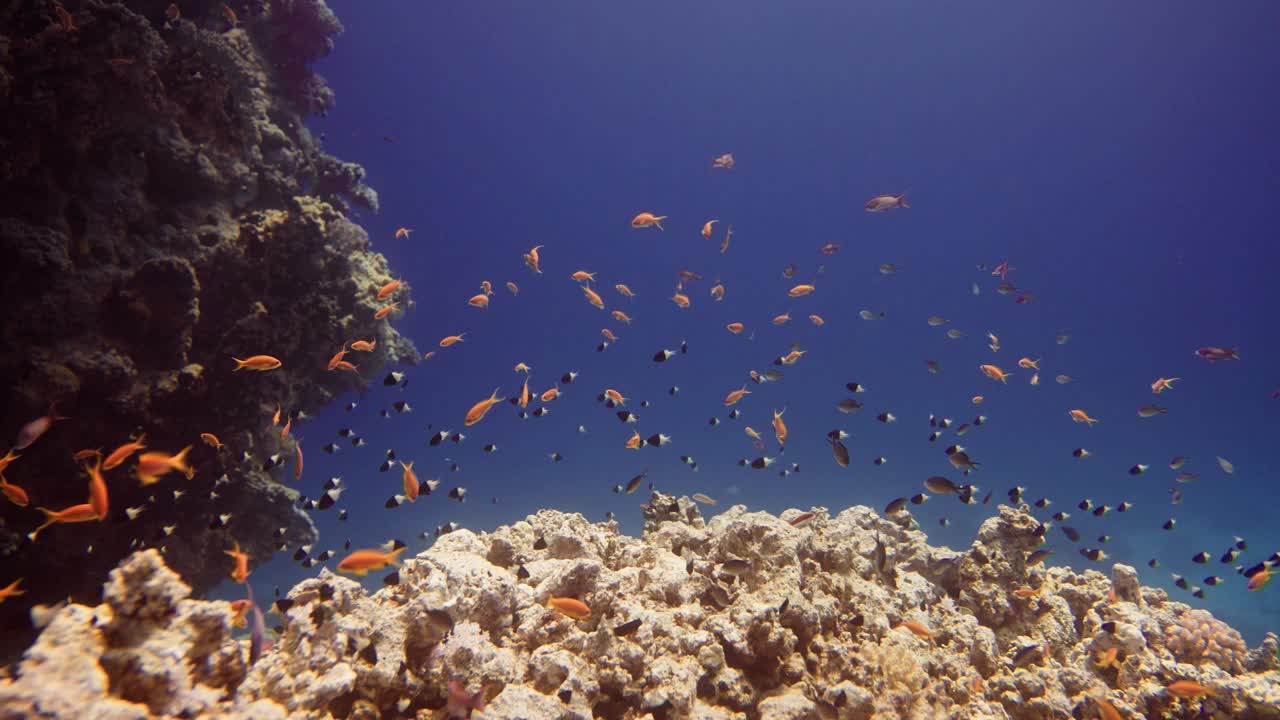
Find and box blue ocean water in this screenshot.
[223,1,1280,643]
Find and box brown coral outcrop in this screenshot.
[3,500,1276,720]
[0,0,414,661]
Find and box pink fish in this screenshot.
[992,261,1015,280]
[1195,346,1239,362]
[864,192,909,212]
[14,403,68,451]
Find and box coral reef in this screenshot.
[3,501,1277,719]
[0,0,414,660]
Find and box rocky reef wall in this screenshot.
[0,0,415,660]
[1,500,1276,719]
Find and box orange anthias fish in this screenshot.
[582,285,605,310]
[0,449,20,474]
[701,219,718,239]
[896,620,935,639]
[724,385,751,406]
[85,457,109,520]
[336,543,407,576]
[222,3,238,27]
[671,291,690,309]
[726,322,744,334]
[979,364,1011,383]
[293,442,303,482]
[1247,566,1273,591]
[1017,357,1040,370]
[72,448,101,461]
[376,279,402,300]
[226,541,250,583]
[809,314,825,326]
[601,328,618,342]
[625,430,642,449]
[710,284,725,301]
[630,212,667,230]
[540,386,560,403]
[102,434,147,471]
[200,432,223,450]
[1165,680,1214,699]
[394,227,412,240]
[604,389,626,406]
[611,310,632,324]
[720,225,732,253]
[780,349,806,365]
[1068,409,1099,425]
[29,503,99,541]
[374,302,400,320]
[570,270,596,283]
[0,476,30,507]
[468,293,491,309]
[1093,697,1122,720]
[712,153,735,169]
[229,598,251,627]
[546,596,591,620]
[772,409,787,446]
[327,343,349,371]
[440,334,466,348]
[401,461,419,502]
[349,339,376,352]
[519,376,531,409]
[506,281,519,294]
[788,284,816,297]
[1094,647,1120,669]
[232,355,282,372]
[772,312,791,326]
[480,280,493,295]
[615,284,636,298]
[333,360,358,374]
[14,403,69,451]
[464,388,505,427]
[135,446,194,485]
[523,245,544,274]
[0,578,25,604]
[865,192,910,212]
[1151,377,1180,394]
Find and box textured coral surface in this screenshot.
[1,500,1276,719]
[0,0,415,660]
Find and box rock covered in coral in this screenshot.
[5,502,1278,720]
[0,0,414,660]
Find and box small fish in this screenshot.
[865,192,910,212]
[1216,456,1234,474]
[547,596,591,619]
[1137,404,1167,418]
[1194,347,1239,363]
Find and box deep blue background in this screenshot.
[226,1,1280,643]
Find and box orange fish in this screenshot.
[0,477,30,507]
[710,284,725,301]
[1017,357,1040,370]
[611,310,633,324]
[221,3,238,27]
[896,620,935,639]
[85,457,109,520]
[772,312,791,325]
[625,430,642,449]
[423,351,437,361]
[54,4,76,31]
[480,280,493,296]
[440,334,466,348]
[788,284,816,297]
[401,461,419,502]
[333,360,358,374]
[506,281,519,294]
[1030,372,1040,386]
[726,322,744,334]
[513,362,532,374]
[394,227,412,240]
[376,279,402,300]
[200,432,223,450]
[135,445,194,486]
[720,225,732,253]
[233,355,282,372]
[464,388,505,426]
[570,270,596,283]
[809,314,824,326]
[604,389,626,406]
[280,416,292,438]
[229,598,251,627]
[630,212,667,230]
[1012,586,1042,599]
[601,328,618,342]
[711,153,735,169]
[1092,697,1122,720]
[272,405,282,426]
[1165,680,1214,699]
[103,434,147,471]
[29,503,99,541]
[468,293,490,309]
[519,376,531,409]
[701,219,718,239]
[772,409,787,446]
[865,192,909,212]
[1151,377,1180,394]
[327,343,349,371]
[582,285,605,310]
[1094,647,1120,669]
[979,364,1011,383]
[540,386,560,403]
[724,385,751,406]
[971,395,985,405]
[226,541,250,584]
[546,596,591,620]
[337,543,407,576]
[0,449,21,474]
[72,448,101,462]
[294,441,303,482]
[779,349,806,365]
[350,339,376,352]
[1068,409,1099,425]
[671,291,690,309]
[615,284,636,298]
[374,302,400,320]
[522,244,545,274]
[1247,565,1273,591]
[0,578,25,604]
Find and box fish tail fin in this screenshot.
[232,357,247,371]
[173,445,194,478]
[28,508,57,541]
[388,544,408,566]
[655,217,666,230]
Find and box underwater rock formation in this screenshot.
[0,0,415,660]
[3,502,1277,719]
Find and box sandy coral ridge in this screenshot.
[1,500,1277,720]
[0,0,416,661]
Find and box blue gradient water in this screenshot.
[220,1,1280,643]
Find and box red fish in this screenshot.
[1195,346,1239,362]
